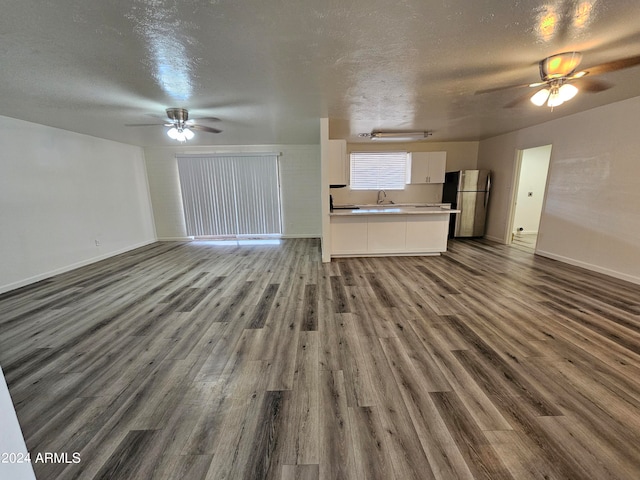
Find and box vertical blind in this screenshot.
[350,151,408,190]
[177,153,282,237]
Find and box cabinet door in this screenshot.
[407,152,429,184]
[426,151,446,183]
[331,216,367,254]
[328,139,348,185]
[405,214,448,252]
[367,216,407,253]
[407,152,447,184]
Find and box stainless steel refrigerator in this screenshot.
[442,170,491,237]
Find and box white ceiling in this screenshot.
[1,0,640,147]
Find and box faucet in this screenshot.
[377,190,387,204]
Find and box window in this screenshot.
[349,151,407,190]
[177,153,282,237]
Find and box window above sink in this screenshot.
[350,151,408,190]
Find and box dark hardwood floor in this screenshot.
[1,238,639,479]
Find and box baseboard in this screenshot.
[514,230,538,236]
[158,235,320,241]
[157,236,193,242]
[0,239,158,295]
[535,249,640,286]
[280,234,321,239]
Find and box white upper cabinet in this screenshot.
[328,139,348,185]
[406,151,447,184]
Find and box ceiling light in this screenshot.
[370,131,431,142]
[167,126,194,142]
[530,82,579,108]
[530,88,550,106]
[547,87,564,108]
[558,83,578,102]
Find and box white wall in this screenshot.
[512,145,551,234]
[0,367,36,480]
[144,144,321,239]
[478,96,640,284]
[0,116,157,293]
[329,141,479,206]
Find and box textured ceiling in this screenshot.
[1,0,640,146]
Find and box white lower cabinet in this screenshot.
[330,216,368,255]
[367,217,407,253]
[331,214,451,257]
[405,215,448,252]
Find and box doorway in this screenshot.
[508,145,552,251]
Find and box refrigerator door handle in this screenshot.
[484,174,491,209]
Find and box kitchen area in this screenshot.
[323,137,488,259]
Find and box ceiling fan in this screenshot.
[477,51,640,109]
[127,108,222,141]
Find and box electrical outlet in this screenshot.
[95,239,100,246]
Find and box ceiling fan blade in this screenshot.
[505,91,535,108]
[125,123,165,127]
[474,83,530,95]
[584,54,640,76]
[578,78,612,93]
[190,124,222,134]
[192,116,221,122]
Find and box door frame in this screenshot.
[505,145,552,248]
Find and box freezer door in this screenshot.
[455,191,488,237]
[459,170,490,192]
[442,172,460,205]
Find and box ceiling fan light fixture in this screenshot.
[167,127,179,139]
[546,87,564,108]
[531,82,578,108]
[129,107,220,139]
[558,83,579,102]
[530,88,551,106]
[167,125,194,142]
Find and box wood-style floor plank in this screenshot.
[1,237,640,479]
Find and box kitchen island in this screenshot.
[329,204,460,257]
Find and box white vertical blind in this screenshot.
[177,153,281,237]
[350,151,408,190]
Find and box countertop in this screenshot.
[330,204,460,216]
